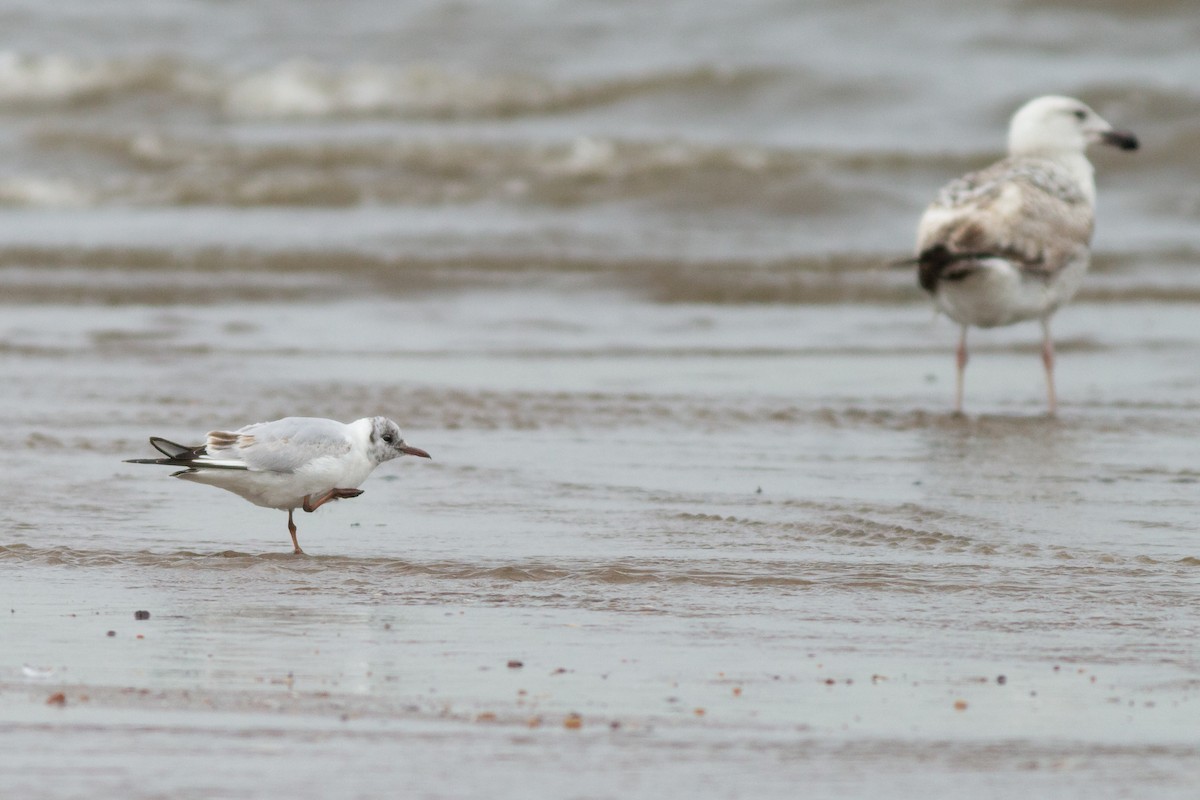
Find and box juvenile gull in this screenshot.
[913,95,1138,414]
[126,416,431,554]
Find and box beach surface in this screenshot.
[2,1,1198,797]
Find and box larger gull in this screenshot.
[126,416,432,554]
[913,95,1138,414]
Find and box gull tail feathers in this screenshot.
[150,436,203,459]
[915,244,1001,293]
[125,436,247,470]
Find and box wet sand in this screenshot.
[3,0,1200,796]
[2,289,1198,799]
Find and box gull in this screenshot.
[126,416,431,554]
[913,95,1138,414]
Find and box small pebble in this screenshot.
[997,675,1007,685]
[106,630,116,637]
[563,713,583,730]
[507,660,524,669]
[134,610,150,621]
[46,692,66,707]
[954,699,968,711]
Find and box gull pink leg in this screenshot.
[290,489,365,555]
[303,490,335,513]
[954,326,969,415]
[302,488,365,514]
[1041,319,1057,416]
[287,509,305,556]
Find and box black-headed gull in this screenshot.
[913,95,1137,414]
[126,416,431,554]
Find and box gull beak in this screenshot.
[398,442,432,459]
[1099,129,1139,151]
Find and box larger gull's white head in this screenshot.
[1007,95,1139,160]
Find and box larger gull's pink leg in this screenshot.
[1041,318,1057,416]
[955,325,969,415]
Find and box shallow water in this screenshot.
[2,1,1199,798]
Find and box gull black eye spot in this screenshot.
[1072,109,1087,121]
[381,432,394,444]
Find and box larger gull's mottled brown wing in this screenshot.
[915,156,1095,288]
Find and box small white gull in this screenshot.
[913,95,1138,414]
[126,416,431,554]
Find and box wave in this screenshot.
[17,123,1195,218]
[225,61,778,120]
[0,177,93,208]
[0,543,830,590]
[5,48,1195,156]
[26,128,938,212]
[0,242,1029,307]
[1014,0,1198,15]
[0,50,777,120]
[2,243,1199,307]
[0,51,188,106]
[1,533,1191,590]
[35,126,986,174]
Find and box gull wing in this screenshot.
[206,417,353,474]
[916,156,1095,287]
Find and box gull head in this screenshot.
[1007,95,1139,159]
[366,416,432,463]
